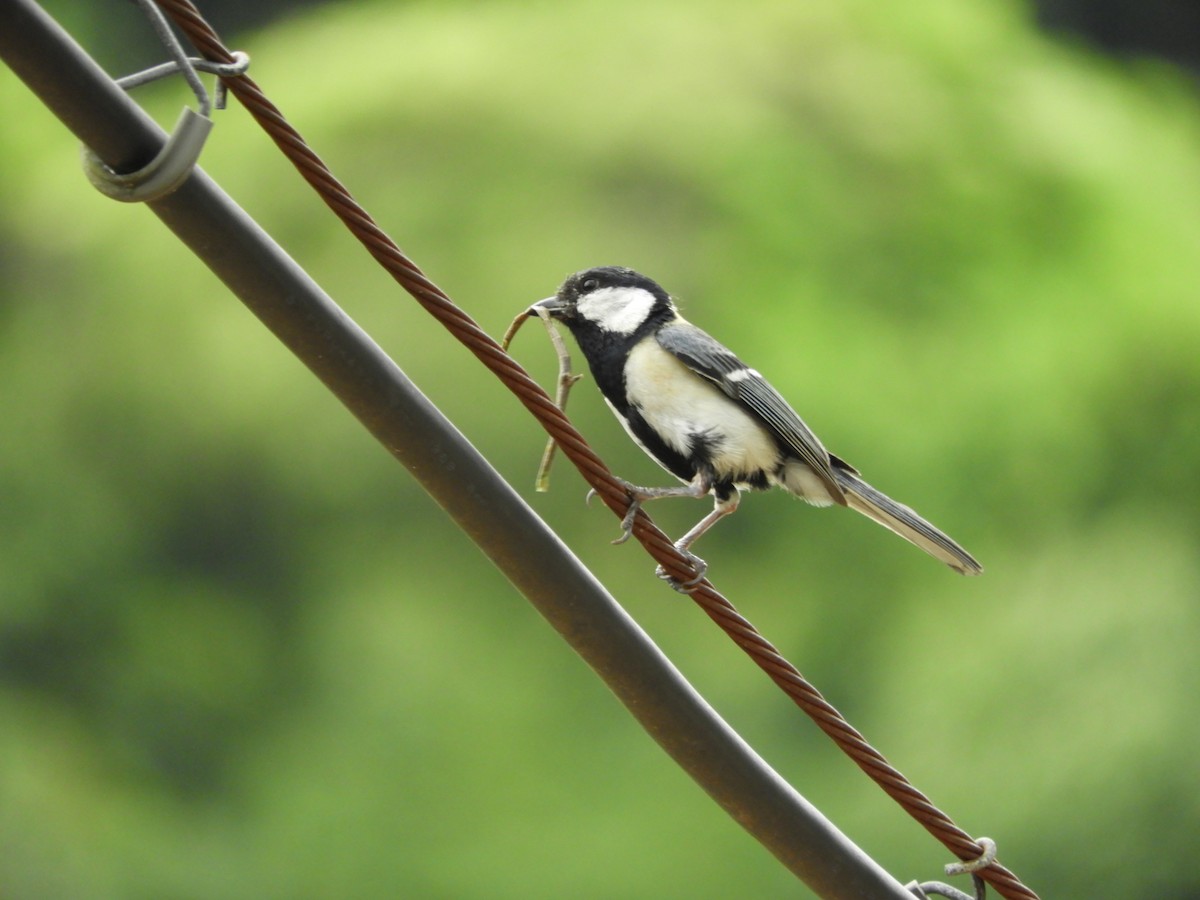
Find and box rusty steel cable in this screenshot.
[143,3,1039,898]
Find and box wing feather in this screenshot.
[655,322,844,502]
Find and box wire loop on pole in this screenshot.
[80,0,248,203]
[82,107,212,202]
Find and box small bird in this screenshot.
[529,265,982,585]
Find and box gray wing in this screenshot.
[655,321,844,500]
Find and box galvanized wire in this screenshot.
[150,3,1039,897]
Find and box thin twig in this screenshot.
[503,307,583,491]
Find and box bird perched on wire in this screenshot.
[527,265,982,588]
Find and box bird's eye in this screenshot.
[581,277,599,292]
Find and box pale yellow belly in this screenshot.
[623,340,780,479]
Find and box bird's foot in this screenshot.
[655,548,708,594]
[585,478,645,545]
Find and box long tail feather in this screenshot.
[833,468,983,575]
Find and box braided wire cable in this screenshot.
[150,3,1038,897]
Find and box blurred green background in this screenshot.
[3,0,1199,897]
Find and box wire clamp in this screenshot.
[81,0,249,203]
[945,837,997,877]
[906,837,997,900]
[905,880,979,900]
[83,107,213,203]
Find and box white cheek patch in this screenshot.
[577,287,656,334]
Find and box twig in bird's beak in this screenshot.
[500,309,529,352]
[502,305,583,491]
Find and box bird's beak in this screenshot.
[528,295,567,317]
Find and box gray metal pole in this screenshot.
[0,3,915,896]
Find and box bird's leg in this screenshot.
[655,491,740,592]
[586,475,710,545]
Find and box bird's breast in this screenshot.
[623,340,780,479]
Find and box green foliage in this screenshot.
[3,0,1200,896]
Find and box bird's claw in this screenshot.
[611,495,641,545]
[655,549,708,593]
[585,480,644,545]
[584,480,707,586]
